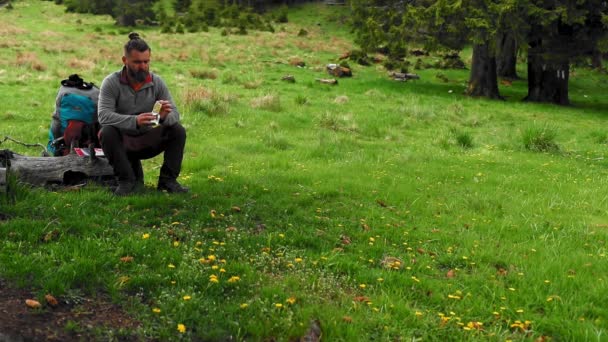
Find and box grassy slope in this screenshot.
[1,1,608,341]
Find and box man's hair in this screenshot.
[124,32,150,56]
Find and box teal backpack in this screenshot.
[47,74,100,156]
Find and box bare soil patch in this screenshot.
[0,279,140,341]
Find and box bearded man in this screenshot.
[98,32,188,196]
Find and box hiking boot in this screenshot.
[157,179,189,193]
[114,181,136,196]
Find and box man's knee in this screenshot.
[99,125,121,145]
[166,123,186,143]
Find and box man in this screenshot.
[98,32,188,195]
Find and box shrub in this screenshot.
[590,131,608,144]
[522,125,559,152]
[251,94,282,112]
[455,131,474,149]
[295,95,308,105]
[275,5,288,23]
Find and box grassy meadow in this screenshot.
[1,1,608,340]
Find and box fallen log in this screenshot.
[315,78,338,85]
[0,167,5,193]
[0,149,114,190]
[391,72,420,81]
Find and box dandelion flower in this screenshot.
[228,276,240,283]
[183,295,191,301]
[295,258,303,263]
[240,303,249,309]
[207,255,216,262]
[177,323,186,333]
[359,284,367,289]
[168,264,176,269]
[173,241,180,247]
[142,233,150,239]
[152,308,161,313]
[275,303,283,308]
[286,297,296,305]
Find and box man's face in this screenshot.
[123,49,150,83]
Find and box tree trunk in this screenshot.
[591,49,603,69]
[116,14,137,27]
[496,32,518,78]
[467,43,502,99]
[524,47,570,105]
[0,150,114,189]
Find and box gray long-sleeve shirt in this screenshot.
[98,68,180,135]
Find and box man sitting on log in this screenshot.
[98,32,188,196]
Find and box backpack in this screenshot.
[47,74,101,156]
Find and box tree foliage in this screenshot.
[352,0,607,104]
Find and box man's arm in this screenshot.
[155,75,180,126]
[98,74,138,131]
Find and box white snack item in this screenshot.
[151,101,162,126]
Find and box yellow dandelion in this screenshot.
[228,276,240,283]
[177,323,186,333]
[196,241,203,246]
[359,284,367,289]
[173,241,180,247]
[152,308,161,313]
[286,297,296,305]
[279,233,285,238]
[168,263,176,269]
[275,303,283,308]
[295,258,303,263]
[142,233,150,239]
[415,311,423,317]
[207,255,216,262]
[210,210,217,218]
[212,265,219,270]
[220,268,226,273]
[240,303,249,309]
[183,295,191,301]
[377,278,384,282]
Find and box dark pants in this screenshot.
[100,124,186,183]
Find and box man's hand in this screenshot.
[158,100,172,120]
[137,112,157,127]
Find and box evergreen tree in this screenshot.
[352,0,607,104]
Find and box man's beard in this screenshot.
[128,67,149,83]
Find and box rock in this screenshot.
[281,75,296,83]
[326,64,352,77]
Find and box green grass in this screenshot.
[1,1,608,341]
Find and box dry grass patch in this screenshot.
[67,58,96,70]
[334,95,349,104]
[15,52,46,71]
[190,68,218,80]
[0,23,27,36]
[251,94,282,112]
[243,79,263,89]
[288,56,305,67]
[181,86,236,117]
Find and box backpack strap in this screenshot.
[61,74,94,90]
